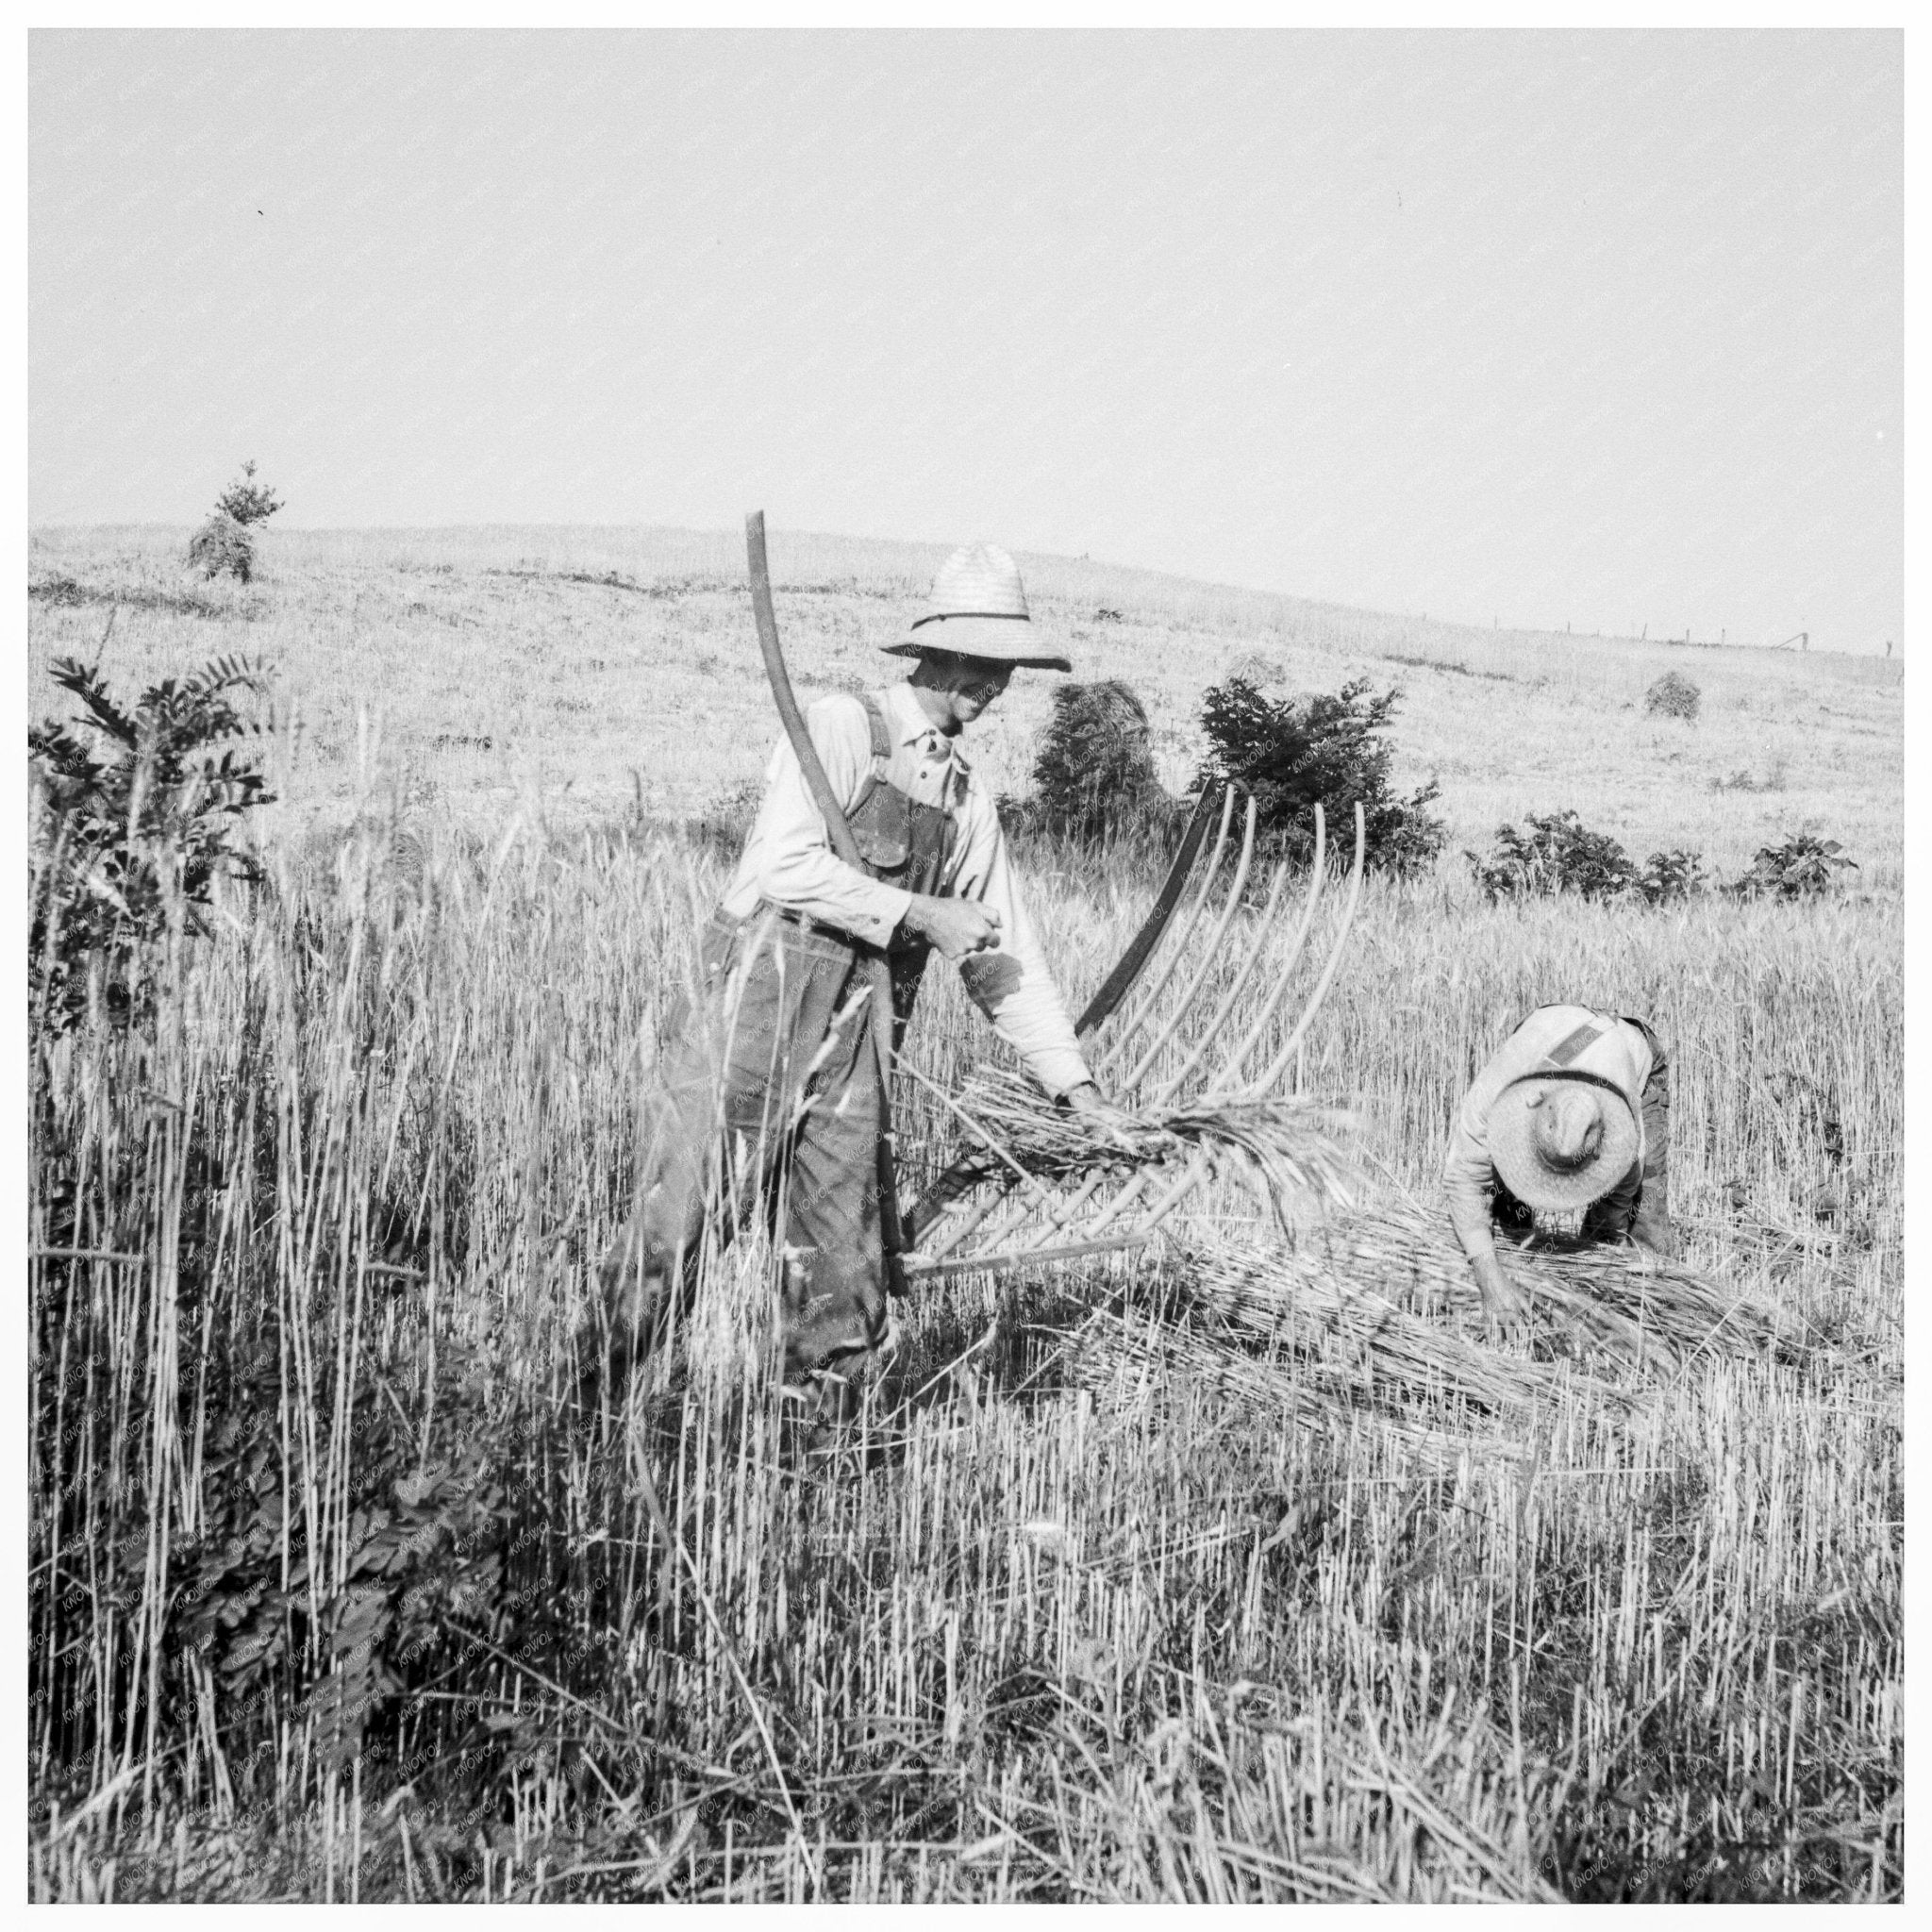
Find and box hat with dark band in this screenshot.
[1489,1073,1640,1212]
[882,543,1073,672]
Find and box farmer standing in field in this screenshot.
[593,544,1125,1407]
[1443,1004,1674,1328]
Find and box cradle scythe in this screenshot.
[898,781,1226,1249]
[744,510,911,1298]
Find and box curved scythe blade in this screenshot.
[1073,782,1224,1038]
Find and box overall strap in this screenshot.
[1527,1013,1641,1116]
[858,692,893,778]
[842,691,894,830]
[1541,1018,1606,1069]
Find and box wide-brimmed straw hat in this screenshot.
[882,544,1072,672]
[1489,1074,1640,1212]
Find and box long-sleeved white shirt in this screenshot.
[719,681,1092,1097]
[1442,1004,1659,1263]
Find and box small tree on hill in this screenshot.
[189,460,284,584]
[1004,679,1174,847]
[216,460,284,527]
[1194,675,1444,874]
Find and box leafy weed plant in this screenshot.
[28,655,275,1029]
[1731,832,1858,901]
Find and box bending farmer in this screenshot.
[1442,1004,1673,1328]
[594,544,1123,1399]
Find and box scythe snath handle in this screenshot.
[744,510,909,1300]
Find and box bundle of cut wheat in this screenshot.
[934,1065,1359,1240]
[1341,1201,1801,1367]
[1069,1198,1797,1456]
[925,1060,1796,1451]
[1072,1243,1594,1463]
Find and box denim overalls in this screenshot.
[599,694,959,1382]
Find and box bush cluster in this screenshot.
[999,673,1444,875]
[1468,814,1853,908]
[701,663,1859,919]
[1468,810,1683,904]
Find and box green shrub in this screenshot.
[1635,848,1707,906]
[1731,832,1857,901]
[1194,675,1444,874]
[173,1346,511,1774]
[1468,809,1638,902]
[28,655,275,1030]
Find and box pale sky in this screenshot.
[30,29,1902,652]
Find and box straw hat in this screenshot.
[1489,1074,1640,1213]
[883,544,1072,672]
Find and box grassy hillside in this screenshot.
[26,524,1902,882]
[26,525,1901,1901]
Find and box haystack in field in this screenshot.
[1004,677,1174,845]
[1644,669,1701,721]
[187,512,256,583]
